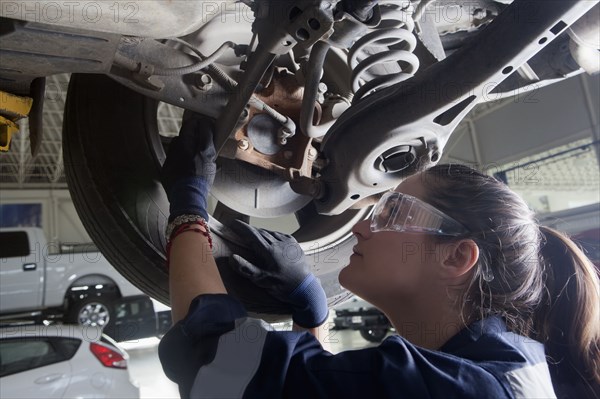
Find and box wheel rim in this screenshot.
[64,74,362,312]
[78,302,110,327]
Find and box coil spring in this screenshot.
[348,2,420,102]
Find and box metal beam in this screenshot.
[579,74,600,169]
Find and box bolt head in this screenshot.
[473,8,486,19]
[195,74,214,91]
[237,139,250,151]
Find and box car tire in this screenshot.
[65,296,115,330]
[359,328,388,343]
[62,74,361,319]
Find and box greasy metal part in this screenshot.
[214,0,340,154]
[214,43,277,153]
[300,3,419,138]
[109,37,231,119]
[105,5,340,125]
[290,176,324,199]
[252,0,298,55]
[253,0,338,52]
[213,66,327,205]
[0,90,33,152]
[152,40,236,77]
[300,41,333,138]
[247,114,283,155]
[233,129,314,183]
[328,8,374,49]
[319,94,350,127]
[278,124,295,145]
[237,138,250,151]
[247,98,296,141]
[195,74,214,92]
[342,0,380,22]
[27,77,45,157]
[205,61,297,135]
[229,69,315,181]
[317,0,597,215]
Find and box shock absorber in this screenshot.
[348,2,420,102]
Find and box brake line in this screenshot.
[152,39,236,77]
[114,37,296,141]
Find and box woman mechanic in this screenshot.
[158,114,600,398]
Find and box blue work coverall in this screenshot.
[159,294,556,398]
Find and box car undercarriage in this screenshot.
[0,0,598,315]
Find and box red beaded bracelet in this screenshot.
[165,220,213,269]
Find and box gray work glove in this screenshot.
[228,220,329,328]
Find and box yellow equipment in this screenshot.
[0,91,33,152]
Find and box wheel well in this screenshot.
[65,274,121,306]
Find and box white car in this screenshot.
[0,324,139,398]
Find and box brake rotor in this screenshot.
[211,69,315,218]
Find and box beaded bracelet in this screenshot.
[166,214,210,240]
[165,217,213,269]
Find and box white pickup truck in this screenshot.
[0,227,171,341]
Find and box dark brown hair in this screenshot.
[420,163,600,397]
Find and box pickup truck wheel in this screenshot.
[63,74,362,319]
[65,297,114,330]
[359,328,388,343]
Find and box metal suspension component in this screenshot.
[348,2,420,102]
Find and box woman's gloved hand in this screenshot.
[228,220,329,328]
[161,113,217,222]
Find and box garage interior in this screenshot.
[1,69,598,397]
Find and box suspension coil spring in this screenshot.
[348,2,420,102]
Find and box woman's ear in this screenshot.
[440,240,479,279]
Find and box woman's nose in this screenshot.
[352,219,372,240]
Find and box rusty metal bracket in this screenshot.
[214,0,340,155]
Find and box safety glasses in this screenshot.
[370,192,470,236]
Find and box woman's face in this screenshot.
[338,174,446,307]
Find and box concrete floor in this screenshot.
[122,323,386,398]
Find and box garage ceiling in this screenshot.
[0,73,598,192]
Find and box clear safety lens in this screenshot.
[370,192,469,236]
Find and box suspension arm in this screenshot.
[316,0,596,215]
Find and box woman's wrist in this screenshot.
[166,214,210,240]
[166,216,213,269]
